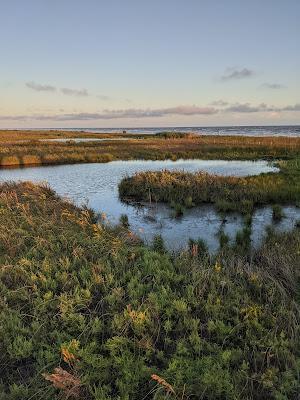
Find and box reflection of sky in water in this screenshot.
[1,159,298,252]
[39,138,134,143]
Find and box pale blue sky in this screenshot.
[1,0,299,128]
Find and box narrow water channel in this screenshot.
[1,159,297,252]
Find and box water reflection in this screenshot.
[1,159,297,252]
[38,137,135,143]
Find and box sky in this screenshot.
[0,0,300,128]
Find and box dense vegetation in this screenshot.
[1,130,300,167]
[1,182,300,399]
[119,158,300,213]
[0,130,128,142]
[154,131,196,139]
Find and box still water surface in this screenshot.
[1,159,299,252]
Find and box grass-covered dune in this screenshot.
[1,182,300,399]
[119,158,300,213]
[1,131,300,167]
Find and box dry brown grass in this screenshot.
[0,155,21,166]
[1,130,300,168]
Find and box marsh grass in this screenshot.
[1,182,300,399]
[272,204,285,221]
[119,158,300,213]
[154,131,196,139]
[2,131,300,168]
[218,230,230,249]
[188,238,209,258]
[170,201,185,217]
[119,213,130,228]
[151,234,166,253]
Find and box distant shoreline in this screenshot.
[1,125,299,137]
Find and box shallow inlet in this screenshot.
[1,159,298,252]
[39,137,135,143]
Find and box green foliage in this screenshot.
[219,230,230,249]
[151,234,166,253]
[119,213,130,228]
[188,238,209,258]
[0,182,300,399]
[170,202,185,217]
[184,196,194,208]
[234,226,252,253]
[272,204,285,221]
[155,131,195,139]
[244,213,253,227]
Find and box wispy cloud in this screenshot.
[220,67,255,81]
[26,81,56,92]
[97,95,111,101]
[260,83,286,89]
[61,88,89,97]
[26,82,90,96]
[210,100,228,106]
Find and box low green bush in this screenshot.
[0,182,300,399]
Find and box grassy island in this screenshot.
[0,182,300,399]
[119,157,300,213]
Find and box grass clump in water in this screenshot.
[272,204,285,221]
[119,213,130,228]
[219,230,230,249]
[170,201,185,217]
[184,196,194,208]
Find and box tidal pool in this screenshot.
[1,158,297,252]
[39,137,135,143]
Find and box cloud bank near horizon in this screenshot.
[0,103,300,121]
